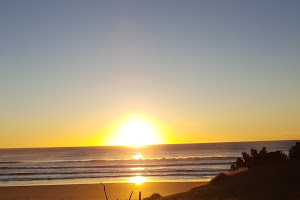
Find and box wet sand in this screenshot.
[0,182,206,200]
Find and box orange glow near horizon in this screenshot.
[2,112,299,148]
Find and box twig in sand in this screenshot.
[100,182,109,200]
[128,191,133,200]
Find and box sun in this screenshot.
[114,118,161,146]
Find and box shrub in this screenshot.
[231,147,288,171]
[289,142,300,160]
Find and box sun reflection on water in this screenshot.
[131,167,145,171]
[129,176,147,185]
[133,153,143,160]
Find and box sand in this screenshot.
[0,182,206,200]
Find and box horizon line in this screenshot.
[0,139,298,150]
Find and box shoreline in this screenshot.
[0,179,210,187]
[0,181,206,200]
[0,180,209,187]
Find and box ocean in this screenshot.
[0,140,297,186]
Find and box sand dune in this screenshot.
[160,162,300,200]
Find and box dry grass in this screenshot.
[226,168,248,176]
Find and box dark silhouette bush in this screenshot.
[231,146,288,171]
[289,142,300,160]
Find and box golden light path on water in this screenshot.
[131,167,145,171]
[133,153,143,160]
[129,153,147,184]
[128,176,147,185]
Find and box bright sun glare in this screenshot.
[115,119,160,146]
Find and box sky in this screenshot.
[0,1,299,148]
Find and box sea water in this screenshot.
[0,140,297,186]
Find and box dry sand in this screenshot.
[0,182,206,200]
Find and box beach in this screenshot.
[0,182,205,200]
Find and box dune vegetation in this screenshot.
[145,142,300,200]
